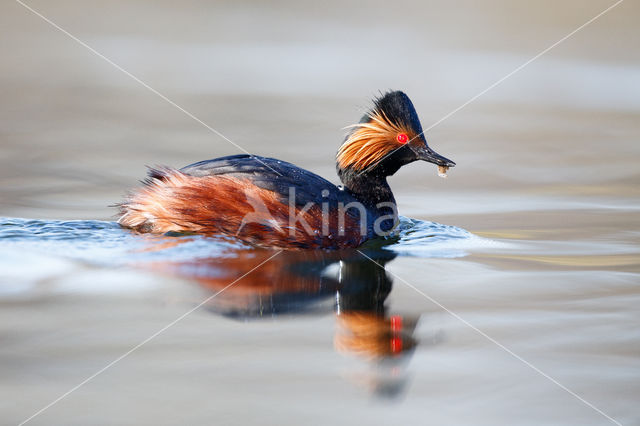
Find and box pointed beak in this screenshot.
[414,145,456,167]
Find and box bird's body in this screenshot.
[118,91,455,249]
[119,155,373,249]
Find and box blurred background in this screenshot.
[1,0,638,227]
[1,1,639,425]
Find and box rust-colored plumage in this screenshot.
[118,167,365,249]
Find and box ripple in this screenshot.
[0,216,488,265]
[382,216,490,257]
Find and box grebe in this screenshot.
[117,91,455,249]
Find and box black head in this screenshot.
[336,91,455,180]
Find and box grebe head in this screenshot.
[336,91,455,181]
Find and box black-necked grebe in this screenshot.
[117,91,455,249]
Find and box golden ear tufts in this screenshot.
[337,110,410,171]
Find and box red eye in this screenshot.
[396,133,409,144]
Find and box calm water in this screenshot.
[1,1,639,425]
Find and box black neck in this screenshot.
[339,168,394,206]
[337,165,400,235]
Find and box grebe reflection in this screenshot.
[152,248,437,397]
